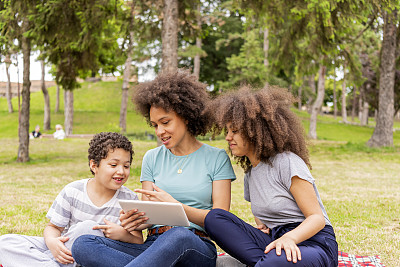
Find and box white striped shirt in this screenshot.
[46,178,138,234]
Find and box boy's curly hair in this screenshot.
[132,69,211,136]
[88,132,134,175]
[208,85,310,172]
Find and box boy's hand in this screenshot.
[93,219,128,241]
[120,209,149,232]
[46,236,74,265]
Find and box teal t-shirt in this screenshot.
[140,143,236,231]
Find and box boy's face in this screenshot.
[90,148,131,191]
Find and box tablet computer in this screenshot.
[118,200,190,227]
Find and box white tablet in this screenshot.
[118,200,190,227]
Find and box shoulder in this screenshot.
[200,143,228,158]
[273,152,306,167]
[61,179,87,195]
[143,146,164,158]
[118,185,139,200]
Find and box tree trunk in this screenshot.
[341,62,348,123]
[161,0,178,73]
[308,64,326,139]
[361,101,369,126]
[358,87,363,122]
[55,84,60,113]
[193,4,202,78]
[307,75,316,113]
[333,78,337,119]
[17,20,31,163]
[5,55,14,113]
[351,86,357,122]
[298,85,302,110]
[367,10,397,147]
[263,27,269,68]
[120,31,134,133]
[64,90,74,136]
[41,60,51,130]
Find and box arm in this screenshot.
[181,179,231,227]
[43,223,74,265]
[135,179,232,228]
[119,181,154,232]
[264,176,325,263]
[93,219,144,244]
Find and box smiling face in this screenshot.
[150,106,190,152]
[225,122,260,167]
[90,148,131,191]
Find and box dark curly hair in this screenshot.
[88,132,134,175]
[208,85,311,172]
[132,69,211,136]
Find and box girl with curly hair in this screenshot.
[72,70,236,267]
[204,86,338,267]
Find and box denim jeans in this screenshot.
[72,227,217,267]
[205,209,338,267]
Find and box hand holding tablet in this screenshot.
[119,200,190,227]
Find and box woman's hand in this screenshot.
[46,236,74,265]
[264,234,301,263]
[256,224,270,235]
[134,183,178,203]
[93,219,128,241]
[119,209,149,233]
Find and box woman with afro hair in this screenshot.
[204,86,338,267]
[72,70,236,267]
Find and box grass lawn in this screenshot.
[0,81,400,266]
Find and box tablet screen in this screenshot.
[119,200,190,227]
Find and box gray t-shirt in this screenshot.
[244,152,331,229]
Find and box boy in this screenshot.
[0,132,143,267]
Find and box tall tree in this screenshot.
[34,0,119,135]
[368,10,397,147]
[309,63,327,139]
[41,59,51,130]
[1,0,38,162]
[4,54,13,113]
[161,0,179,72]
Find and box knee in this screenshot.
[71,234,98,259]
[70,220,102,236]
[204,208,230,234]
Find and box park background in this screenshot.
[1,0,400,266]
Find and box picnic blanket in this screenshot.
[217,251,386,267]
[338,251,385,267]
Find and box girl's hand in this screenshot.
[256,224,270,235]
[119,209,149,233]
[264,235,301,263]
[93,219,127,241]
[134,184,178,203]
[47,236,74,264]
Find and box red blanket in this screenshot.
[338,251,385,267]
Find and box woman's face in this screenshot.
[150,106,189,150]
[225,122,253,157]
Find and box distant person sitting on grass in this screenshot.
[0,132,143,267]
[53,124,66,140]
[204,86,339,267]
[30,125,42,139]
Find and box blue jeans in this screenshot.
[205,209,338,267]
[72,227,217,267]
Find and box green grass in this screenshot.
[1,81,400,266]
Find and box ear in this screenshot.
[89,159,98,174]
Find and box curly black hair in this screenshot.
[88,132,134,175]
[132,69,211,136]
[208,85,310,172]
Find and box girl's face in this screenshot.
[90,148,131,191]
[225,122,253,158]
[150,106,189,151]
